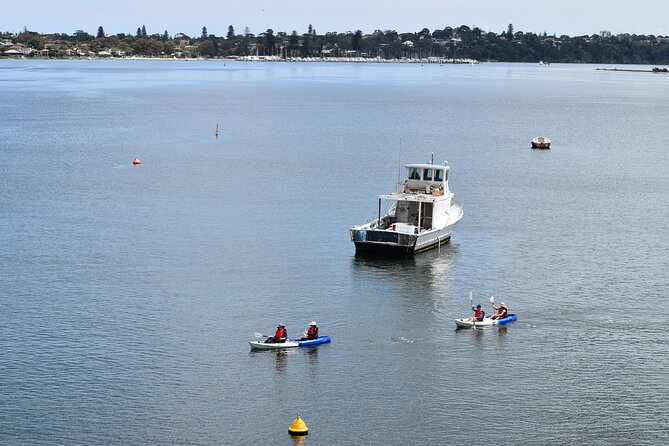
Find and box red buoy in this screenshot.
[132,158,141,165]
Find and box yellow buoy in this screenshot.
[288,416,308,436]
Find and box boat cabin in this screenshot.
[374,162,455,233]
[401,163,450,195]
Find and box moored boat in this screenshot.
[349,159,463,256]
[531,136,551,149]
[455,314,517,328]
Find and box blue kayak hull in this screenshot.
[495,314,517,325]
[289,335,332,347]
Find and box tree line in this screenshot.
[4,24,669,64]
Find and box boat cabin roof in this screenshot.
[405,163,449,171]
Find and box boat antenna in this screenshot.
[431,152,434,165]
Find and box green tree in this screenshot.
[162,30,169,41]
[264,29,275,55]
[73,30,93,42]
[288,30,299,57]
[163,40,176,56]
[97,26,105,39]
[352,30,363,52]
[141,25,147,37]
[507,24,514,40]
[201,26,208,39]
[199,40,215,57]
[118,41,132,55]
[89,38,103,52]
[227,25,235,40]
[19,32,42,49]
[136,27,141,37]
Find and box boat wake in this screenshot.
[390,336,416,344]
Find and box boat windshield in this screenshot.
[409,167,421,180]
[434,169,444,181]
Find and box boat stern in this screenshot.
[350,226,418,256]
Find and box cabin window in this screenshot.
[423,169,433,181]
[409,167,421,180]
[434,169,443,182]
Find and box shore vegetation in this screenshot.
[2,24,669,64]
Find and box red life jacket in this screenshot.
[275,327,287,340]
[498,307,507,316]
[307,326,318,340]
[474,309,485,320]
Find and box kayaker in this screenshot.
[302,321,319,340]
[490,302,508,320]
[265,323,287,343]
[466,304,485,322]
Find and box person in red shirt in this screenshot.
[490,302,508,320]
[466,304,485,322]
[302,321,319,340]
[265,323,287,343]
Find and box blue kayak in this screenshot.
[495,313,517,325]
[289,335,332,347]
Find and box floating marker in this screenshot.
[215,123,219,137]
[132,158,141,165]
[288,415,308,436]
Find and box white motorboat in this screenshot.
[349,159,463,256]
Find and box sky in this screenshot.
[3,0,667,38]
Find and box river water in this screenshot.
[1,60,667,445]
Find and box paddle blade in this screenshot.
[254,332,263,338]
[490,296,495,304]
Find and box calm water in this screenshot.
[1,60,667,445]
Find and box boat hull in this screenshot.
[290,336,332,347]
[455,314,517,328]
[351,228,453,257]
[249,340,300,350]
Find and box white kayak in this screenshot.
[455,314,517,328]
[249,340,299,350]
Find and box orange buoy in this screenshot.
[132,158,141,165]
